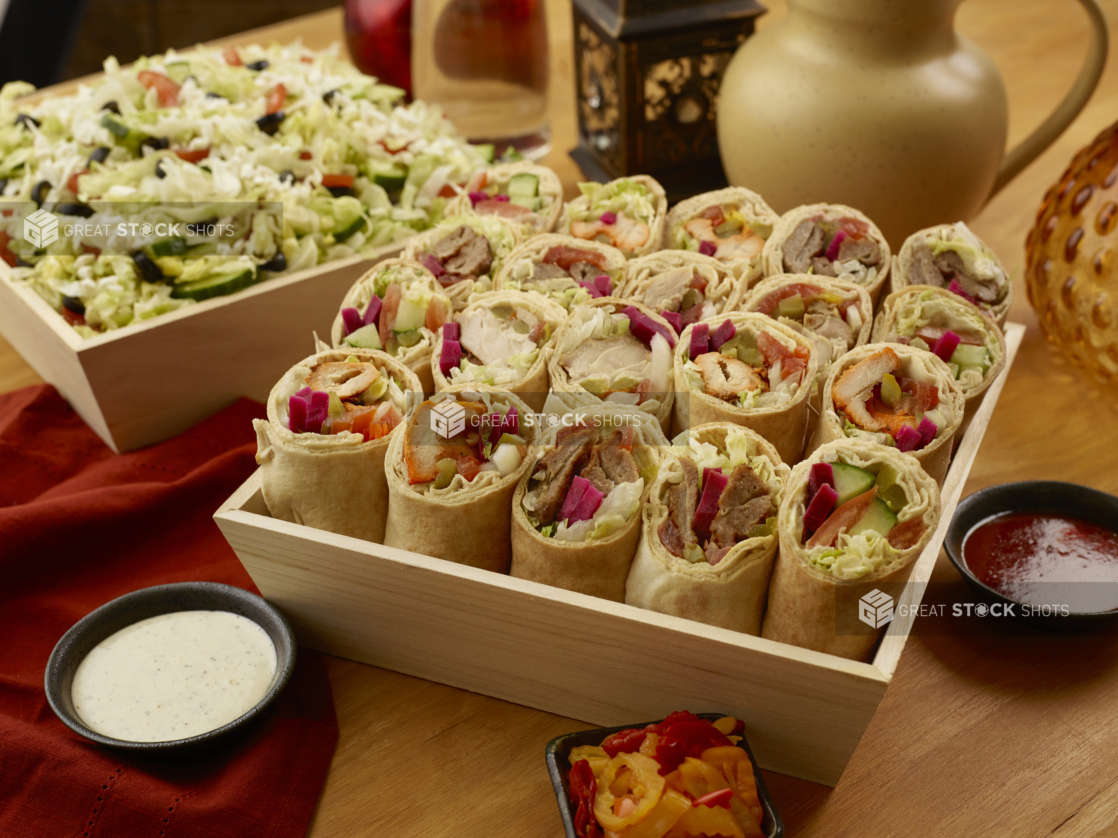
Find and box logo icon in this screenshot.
[858,589,894,629]
[23,209,59,248]
[430,400,466,439]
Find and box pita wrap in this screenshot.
[673,312,819,464]
[446,161,563,234]
[510,406,668,601]
[382,383,538,573]
[618,250,740,319]
[762,438,940,661]
[810,343,965,486]
[761,203,891,305]
[891,222,1011,327]
[430,290,568,413]
[254,348,422,544]
[493,233,628,309]
[558,174,668,258]
[626,423,790,635]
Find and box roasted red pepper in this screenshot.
[601,728,646,758]
[569,759,603,838]
[653,719,733,775]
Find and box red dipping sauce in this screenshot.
[963,512,1118,612]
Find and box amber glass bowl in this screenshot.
[1025,121,1118,385]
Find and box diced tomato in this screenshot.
[542,245,607,271]
[476,199,531,218]
[322,173,355,189]
[377,140,409,155]
[528,319,545,344]
[425,296,449,332]
[701,205,725,227]
[299,150,313,161]
[689,273,708,293]
[379,283,402,346]
[754,283,824,316]
[266,84,287,115]
[66,169,88,194]
[223,46,243,66]
[61,307,86,327]
[456,455,482,481]
[806,486,878,548]
[438,183,460,199]
[0,231,17,267]
[756,330,796,366]
[897,377,940,411]
[467,171,487,191]
[0,209,11,217]
[137,70,180,107]
[887,517,925,549]
[80,243,101,257]
[173,148,210,163]
[617,425,635,451]
[838,216,870,240]
[300,55,314,64]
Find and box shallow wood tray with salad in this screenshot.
[214,323,1023,786]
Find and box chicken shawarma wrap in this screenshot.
[446,161,563,234]
[493,234,628,310]
[617,250,740,329]
[558,175,668,258]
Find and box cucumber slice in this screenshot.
[369,162,408,192]
[343,323,382,350]
[847,497,899,538]
[831,463,876,506]
[171,266,259,302]
[473,143,496,164]
[334,213,367,242]
[949,344,989,371]
[149,237,188,258]
[100,113,130,138]
[394,296,427,331]
[507,173,539,199]
[510,195,543,211]
[164,61,191,83]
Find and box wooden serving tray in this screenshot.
[0,248,397,452]
[214,323,1024,786]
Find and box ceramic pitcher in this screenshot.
[716,0,1108,245]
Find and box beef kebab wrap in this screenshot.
[617,250,739,330]
[626,423,790,635]
[762,438,940,661]
[494,234,628,309]
[662,187,780,285]
[332,258,453,396]
[892,222,1011,327]
[873,285,1007,437]
[546,298,676,434]
[811,344,965,486]
[762,204,891,305]
[741,275,873,421]
[382,384,537,572]
[673,313,819,465]
[430,290,568,413]
[447,161,563,234]
[510,406,667,601]
[254,348,421,544]
[557,175,668,258]
[401,213,523,310]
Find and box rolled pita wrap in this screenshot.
[673,313,819,464]
[891,222,1011,327]
[558,175,668,258]
[626,423,790,635]
[510,406,668,601]
[810,343,965,486]
[332,258,453,396]
[382,384,538,572]
[872,285,1007,439]
[661,187,779,286]
[761,204,891,305]
[547,298,676,435]
[430,290,568,413]
[617,250,739,324]
[761,438,940,661]
[401,214,523,311]
[446,162,563,234]
[253,348,422,544]
[493,233,628,309]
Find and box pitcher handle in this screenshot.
[988,0,1108,198]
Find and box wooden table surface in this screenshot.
[5,2,1118,835]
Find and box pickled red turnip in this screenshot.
[661,310,683,335]
[802,483,838,536]
[710,319,736,351]
[341,307,362,336]
[690,322,710,360]
[692,468,728,537]
[439,339,462,376]
[807,462,835,500]
[895,424,923,452]
[932,330,961,362]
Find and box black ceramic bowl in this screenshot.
[945,480,1118,633]
[545,714,783,838]
[45,581,296,753]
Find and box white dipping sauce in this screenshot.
[71,610,278,742]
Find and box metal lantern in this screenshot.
[570,0,766,202]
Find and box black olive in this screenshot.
[15,113,40,129]
[260,252,287,272]
[327,186,356,198]
[31,180,50,205]
[186,218,218,236]
[256,112,285,136]
[140,136,170,152]
[155,160,166,179]
[278,169,295,185]
[88,146,111,165]
[205,91,225,99]
[102,100,121,114]
[245,60,269,71]
[322,88,339,105]
[0,178,7,195]
[54,202,94,217]
[131,250,165,283]
[15,255,32,267]
[62,295,86,315]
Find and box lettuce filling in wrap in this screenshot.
[561,177,663,257]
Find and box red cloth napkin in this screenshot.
[0,385,338,838]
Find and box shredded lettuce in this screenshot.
[568,179,655,225]
[808,532,899,580]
